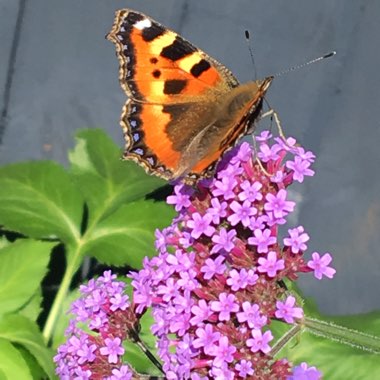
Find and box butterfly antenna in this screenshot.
[244,30,258,80]
[273,51,336,78]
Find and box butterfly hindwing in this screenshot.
[121,98,220,179]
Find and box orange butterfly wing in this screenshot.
[107,9,238,102]
[107,9,272,182]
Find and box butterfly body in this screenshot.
[107,9,272,183]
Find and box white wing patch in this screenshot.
[134,18,152,30]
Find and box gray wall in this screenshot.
[1,0,379,315]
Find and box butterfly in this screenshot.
[107,9,273,184]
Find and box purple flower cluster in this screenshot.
[55,132,336,379]
[132,134,335,379]
[54,271,135,380]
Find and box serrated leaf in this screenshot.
[0,240,54,315]
[0,161,83,244]
[0,338,33,380]
[83,200,174,268]
[69,129,166,224]
[0,314,55,379]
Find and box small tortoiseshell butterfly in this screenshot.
[107,9,273,184]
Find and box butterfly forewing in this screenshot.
[107,9,239,103]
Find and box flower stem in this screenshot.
[304,316,380,354]
[42,243,83,342]
[134,335,164,373]
[272,324,302,356]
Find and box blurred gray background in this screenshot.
[1,0,379,315]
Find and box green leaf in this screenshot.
[18,346,46,380]
[19,290,43,322]
[285,331,380,379]
[279,312,380,379]
[123,340,159,376]
[0,338,32,380]
[0,237,10,250]
[0,240,54,315]
[0,314,55,379]
[0,161,83,244]
[84,200,174,268]
[69,129,166,224]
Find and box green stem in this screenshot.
[272,316,380,356]
[42,243,83,342]
[272,324,302,357]
[42,197,117,343]
[42,193,118,342]
[304,317,380,354]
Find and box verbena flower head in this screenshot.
[56,132,335,379]
[54,271,135,379]
[131,134,335,378]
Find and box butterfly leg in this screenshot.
[251,134,272,177]
[252,108,287,177]
[261,109,286,140]
[261,109,302,152]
